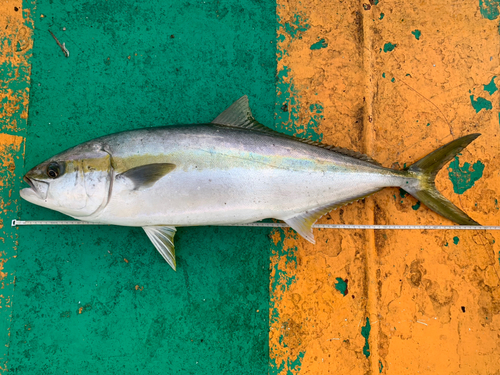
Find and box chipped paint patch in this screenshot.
[383,42,397,52]
[269,229,304,374]
[448,157,485,194]
[484,76,498,95]
[282,13,310,39]
[310,38,328,50]
[479,0,500,20]
[361,318,371,358]
[334,277,348,296]
[276,66,324,142]
[411,29,421,40]
[470,95,492,113]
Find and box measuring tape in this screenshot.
[11,220,500,230]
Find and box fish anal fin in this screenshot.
[284,215,317,244]
[119,163,176,190]
[284,189,383,243]
[143,226,177,270]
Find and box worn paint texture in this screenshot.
[272,0,500,374]
[0,0,32,371]
[3,0,500,374]
[3,0,275,373]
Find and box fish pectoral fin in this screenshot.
[143,226,177,270]
[119,163,176,190]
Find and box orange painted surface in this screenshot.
[0,2,33,134]
[272,1,500,374]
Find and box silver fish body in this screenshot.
[20,96,480,270]
[91,124,404,227]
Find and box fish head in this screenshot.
[20,141,113,218]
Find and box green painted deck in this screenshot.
[2,0,275,373]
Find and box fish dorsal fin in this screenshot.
[143,226,177,270]
[284,189,383,243]
[119,163,176,190]
[211,95,266,130]
[212,96,381,166]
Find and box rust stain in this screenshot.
[273,0,500,373]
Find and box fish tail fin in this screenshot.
[403,134,481,225]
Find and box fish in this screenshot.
[20,96,481,270]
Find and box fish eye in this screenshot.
[47,163,61,179]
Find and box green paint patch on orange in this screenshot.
[278,13,310,40]
[310,38,328,50]
[383,42,397,52]
[479,0,500,20]
[334,278,348,296]
[484,76,497,95]
[470,95,492,112]
[361,318,371,358]
[448,157,485,194]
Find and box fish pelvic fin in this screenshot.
[403,133,481,225]
[143,225,177,270]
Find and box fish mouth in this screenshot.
[21,175,49,200]
[23,176,36,191]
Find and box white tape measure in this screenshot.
[11,220,500,230]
